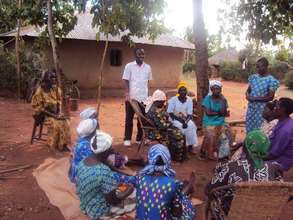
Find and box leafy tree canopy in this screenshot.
[74,0,167,43]
[219,0,293,45]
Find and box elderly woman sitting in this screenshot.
[31,70,71,151]
[206,130,282,219]
[76,131,135,220]
[167,81,198,155]
[134,144,196,219]
[144,90,187,162]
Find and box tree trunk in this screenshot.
[47,0,63,113]
[96,39,109,118]
[193,0,209,126]
[15,0,22,99]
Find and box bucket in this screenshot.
[70,98,79,111]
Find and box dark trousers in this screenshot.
[124,101,144,141]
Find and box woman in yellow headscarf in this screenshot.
[31,70,71,151]
[167,81,199,155]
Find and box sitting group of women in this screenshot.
[69,107,196,220]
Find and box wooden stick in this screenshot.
[0,176,26,179]
[0,165,32,175]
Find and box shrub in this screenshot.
[269,61,289,80]
[0,46,41,97]
[284,72,293,90]
[219,61,252,82]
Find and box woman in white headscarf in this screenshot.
[144,90,187,162]
[76,131,136,220]
[201,80,229,160]
[69,118,98,183]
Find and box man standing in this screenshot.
[122,48,152,146]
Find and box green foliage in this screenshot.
[207,33,224,57]
[220,61,251,82]
[0,0,18,33]
[183,61,195,73]
[0,42,41,93]
[219,0,293,45]
[275,46,289,62]
[284,72,293,90]
[219,60,289,83]
[269,61,289,80]
[74,0,167,43]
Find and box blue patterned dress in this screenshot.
[76,161,118,219]
[134,175,195,220]
[245,74,279,133]
[68,136,94,183]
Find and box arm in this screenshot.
[249,90,275,102]
[265,132,291,160]
[123,79,130,101]
[203,106,222,116]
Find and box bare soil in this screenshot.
[1,81,293,220]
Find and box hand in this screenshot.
[182,123,188,129]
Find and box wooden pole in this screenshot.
[47,0,63,113]
[15,0,22,99]
[193,0,209,126]
[96,39,109,118]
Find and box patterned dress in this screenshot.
[76,161,119,219]
[128,175,195,220]
[206,159,282,219]
[146,106,186,162]
[31,86,71,150]
[245,74,279,133]
[68,136,94,183]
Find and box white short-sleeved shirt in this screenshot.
[167,96,193,117]
[122,61,152,102]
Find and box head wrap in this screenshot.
[144,89,166,113]
[209,80,222,89]
[76,119,97,138]
[90,130,113,154]
[80,107,97,120]
[244,130,270,169]
[177,81,188,90]
[140,144,176,177]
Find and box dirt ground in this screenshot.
[1,81,293,220]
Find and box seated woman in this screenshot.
[144,90,187,162]
[135,144,196,219]
[69,118,129,183]
[265,97,293,171]
[206,130,283,219]
[31,70,71,151]
[69,118,98,183]
[76,131,135,220]
[167,82,198,155]
[80,107,98,122]
[230,100,278,162]
[201,81,229,160]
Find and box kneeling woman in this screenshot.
[136,144,196,219]
[145,90,187,162]
[31,70,71,151]
[76,131,135,220]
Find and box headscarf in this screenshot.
[244,130,270,169]
[144,89,166,113]
[176,81,188,96]
[80,107,97,120]
[139,144,176,177]
[177,81,188,90]
[90,130,112,154]
[209,80,222,89]
[76,118,97,138]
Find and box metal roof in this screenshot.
[0,12,194,50]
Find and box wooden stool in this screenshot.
[31,117,47,144]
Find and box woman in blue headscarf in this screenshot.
[135,144,196,220]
